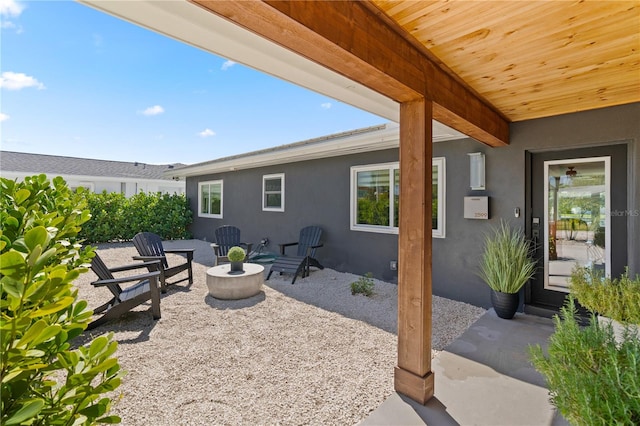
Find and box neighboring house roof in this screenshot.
[0,151,185,180]
[167,121,467,178]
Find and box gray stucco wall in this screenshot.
[187,149,401,282]
[432,102,639,308]
[187,103,639,309]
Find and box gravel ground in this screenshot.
[73,239,486,425]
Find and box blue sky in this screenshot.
[0,0,385,165]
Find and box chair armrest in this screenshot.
[91,270,161,287]
[133,255,165,262]
[211,243,222,256]
[164,248,194,261]
[164,248,195,254]
[108,260,161,273]
[279,242,299,255]
[305,243,323,256]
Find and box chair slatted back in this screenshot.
[133,232,168,269]
[90,253,123,299]
[297,226,323,257]
[214,226,242,257]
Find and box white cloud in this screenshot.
[0,72,45,90]
[221,60,236,71]
[198,128,216,138]
[0,0,25,17]
[0,112,9,122]
[140,105,164,116]
[321,102,332,110]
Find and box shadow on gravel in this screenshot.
[204,291,266,310]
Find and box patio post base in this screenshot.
[394,366,435,405]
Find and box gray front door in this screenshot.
[527,144,628,312]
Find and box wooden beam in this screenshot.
[190,0,509,147]
[395,98,434,404]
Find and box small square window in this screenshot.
[198,180,223,218]
[263,173,284,212]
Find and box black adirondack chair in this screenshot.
[88,253,162,330]
[267,225,324,284]
[211,225,253,265]
[132,232,194,292]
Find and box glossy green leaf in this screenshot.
[89,336,108,358]
[24,227,48,251]
[96,415,121,424]
[13,188,31,205]
[3,215,20,229]
[26,245,43,267]
[33,247,57,271]
[4,399,43,425]
[29,296,75,318]
[0,251,26,278]
[16,320,47,348]
[32,324,63,345]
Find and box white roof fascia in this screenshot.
[166,121,468,178]
[166,123,399,178]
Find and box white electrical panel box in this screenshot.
[464,196,489,219]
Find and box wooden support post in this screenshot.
[395,98,434,404]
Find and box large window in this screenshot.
[263,173,285,212]
[198,180,223,218]
[350,158,445,237]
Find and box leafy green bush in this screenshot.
[530,298,640,426]
[351,273,375,296]
[1,174,122,425]
[570,266,640,324]
[81,190,192,243]
[83,191,128,243]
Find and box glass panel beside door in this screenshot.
[543,157,611,291]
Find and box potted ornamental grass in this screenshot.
[478,220,537,319]
[227,246,246,274]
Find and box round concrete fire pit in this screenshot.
[206,263,265,300]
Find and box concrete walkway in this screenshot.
[359,310,569,426]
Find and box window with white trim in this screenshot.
[350,158,445,238]
[262,173,284,212]
[198,180,223,218]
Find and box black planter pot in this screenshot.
[229,261,244,274]
[490,290,519,319]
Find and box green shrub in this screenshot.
[351,273,375,296]
[530,298,640,425]
[83,191,128,243]
[81,190,192,243]
[1,174,122,425]
[570,266,640,324]
[227,246,246,262]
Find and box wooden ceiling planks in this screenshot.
[372,0,640,121]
